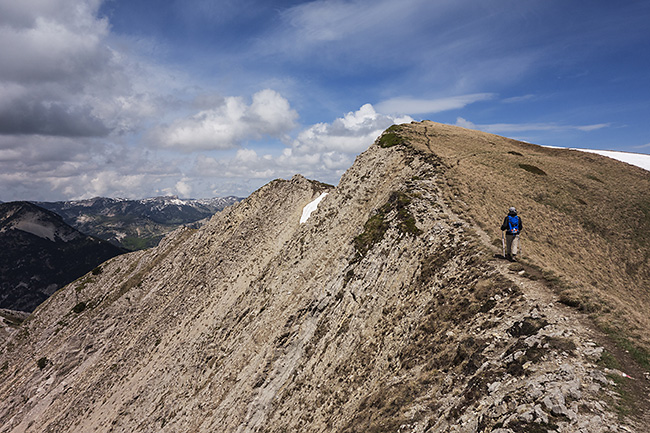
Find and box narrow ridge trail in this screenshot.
[434,178,649,432]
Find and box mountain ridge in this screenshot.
[1,121,648,432]
[36,195,242,250]
[0,201,126,312]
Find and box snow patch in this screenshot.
[300,193,328,224]
[14,220,57,241]
[545,146,650,172]
[11,213,79,242]
[576,149,650,172]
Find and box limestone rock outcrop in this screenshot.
[1,122,647,432]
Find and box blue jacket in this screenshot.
[501,214,522,235]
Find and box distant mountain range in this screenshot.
[36,195,242,250]
[0,201,126,312]
[0,196,240,312]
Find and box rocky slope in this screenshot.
[0,122,648,432]
[0,202,126,312]
[37,196,242,250]
[0,309,29,348]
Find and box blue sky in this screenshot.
[1,0,649,201]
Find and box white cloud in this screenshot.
[575,124,611,132]
[194,152,280,180]
[175,178,193,198]
[0,0,188,141]
[274,0,451,54]
[0,0,132,137]
[148,89,298,151]
[85,171,147,199]
[455,117,611,134]
[455,117,478,130]
[0,132,185,201]
[502,94,537,104]
[190,103,412,188]
[292,103,412,154]
[376,94,495,115]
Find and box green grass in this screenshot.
[377,125,405,148]
[601,326,650,370]
[377,132,402,148]
[607,374,635,420]
[353,191,421,258]
[354,214,389,258]
[598,350,621,370]
[122,236,159,251]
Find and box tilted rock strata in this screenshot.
[0,124,641,432]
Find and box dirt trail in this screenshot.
[437,190,650,431]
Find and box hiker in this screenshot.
[501,207,522,261]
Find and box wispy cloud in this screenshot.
[455,117,611,134]
[278,0,438,47]
[376,94,495,115]
[502,94,537,104]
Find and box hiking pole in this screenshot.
[519,234,523,260]
[501,230,505,258]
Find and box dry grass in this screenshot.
[400,121,650,359]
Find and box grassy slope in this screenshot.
[399,121,650,363]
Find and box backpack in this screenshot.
[507,215,520,234]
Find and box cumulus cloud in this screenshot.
[291,104,413,154]
[148,89,298,151]
[174,178,193,197]
[0,132,183,201]
[0,0,168,140]
[191,103,413,187]
[0,0,123,137]
[0,97,110,137]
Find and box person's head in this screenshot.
[508,207,517,215]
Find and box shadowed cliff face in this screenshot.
[0,201,126,312]
[1,122,648,432]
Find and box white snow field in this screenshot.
[576,149,650,172]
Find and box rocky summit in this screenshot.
[1,121,649,433]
